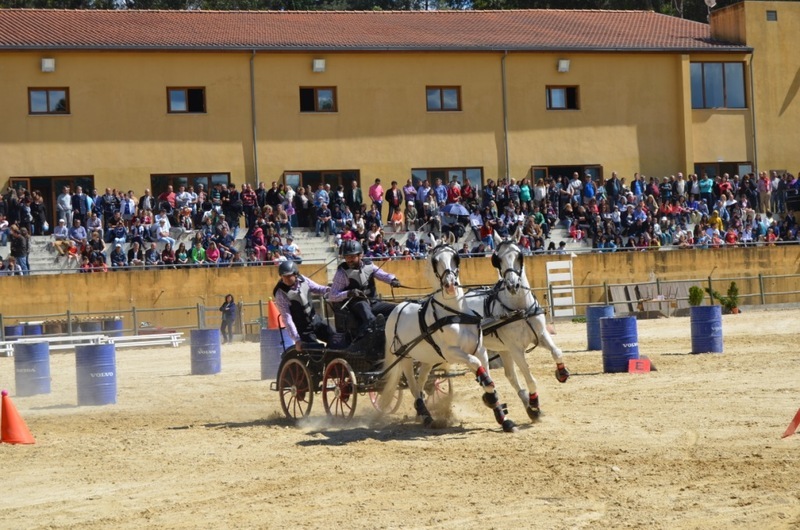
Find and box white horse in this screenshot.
[464,229,570,421]
[379,236,518,433]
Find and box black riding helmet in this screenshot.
[278,260,299,277]
[340,240,363,256]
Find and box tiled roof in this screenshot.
[0,9,747,52]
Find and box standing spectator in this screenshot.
[368,178,384,219]
[9,225,30,275]
[56,186,73,227]
[120,190,137,227]
[138,188,156,215]
[241,183,257,228]
[433,177,448,206]
[384,181,403,223]
[71,186,91,225]
[219,294,237,344]
[402,179,417,210]
[30,191,48,235]
[158,185,176,212]
[346,180,363,215]
[265,181,283,210]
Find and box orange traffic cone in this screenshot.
[782,408,800,439]
[1,390,36,444]
[267,300,281,330]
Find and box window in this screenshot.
[411,167,483,190]
[690,62,746,109]
[28,88,69,114]
[766,10,777,21]
[531,165,603,182]
[168,88,206,113]
[282,170,358,190]
[546,86,579,110]
[426,87,461,111]
[151,173,229,197]
[693,162,752,179]
[299,87,337,112]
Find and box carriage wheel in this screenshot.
[368,386,403,415]
[322,358,358,421]
[425,375,453,410]
[278,358,314,420]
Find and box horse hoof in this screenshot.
[502,419,518,433]
[422,415,434,427]
[482,392,498,409]
[555,366,570,383]
[526,407,541,422]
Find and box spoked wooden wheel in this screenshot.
[322,358,358,421]
[278,358,314,420]
[368,385,403,415]
[425,375,453,410]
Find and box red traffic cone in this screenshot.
[782,408,800,439]
[267,300,281,330]
[1,390,36,444]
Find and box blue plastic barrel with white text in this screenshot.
[24,322,43,336]
[75,343,117,406]
[586,305,615,350]
[191,329,221,375]
[4,324,24,340]
[261,328,293,380]
[600,316,640,373]
[14,342,51,397]
[103,317,124,338]
[690,305,723,354]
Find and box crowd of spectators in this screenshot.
[1,169,798,274]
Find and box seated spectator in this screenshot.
[282,235,302,263]
[65,240,81,267]
[176,242,189,267]
[52,218,71,258]
[405,231,423,258]
[230,249,245,266]
[79,255,92,273]
[69,219,88,251]
[86,212,103,239]
[91,254,108,272]
[144,242,162,268]
[127,241,145,267]
[189,240,206,265]
[2,255,23,276]
[178,207,194,233]
[405,202,419,231]
[206,241,221,265]
[129,217,148,247]
[249,226,268,263]
[390,208,405,232]
[216,227,236,258]
[110,244,127,270]
[315,202,334,237]
[275,204,292,237]
[110,221,128,248]
[157,218,176,248]
[87,231,107,264]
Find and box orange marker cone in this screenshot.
[1,390,36,445]
[267,300,281,330]
[782,408,800,439]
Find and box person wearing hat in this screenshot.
[52,217,71,257]
[273,260,333,351]
[329,240,401,342]
[110,243,128,269]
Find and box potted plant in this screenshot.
[705,281,740,315]
[688,286,705,307]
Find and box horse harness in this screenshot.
[390,293,483,362]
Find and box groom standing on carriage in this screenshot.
[273,260,335,352]
[329,240,401,349]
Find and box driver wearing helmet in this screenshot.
[329,239,401,338]
[273,260,334,351]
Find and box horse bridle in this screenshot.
[430,243,460,288]
[492,240,524,283]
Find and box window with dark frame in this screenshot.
[766,10,777,21]
[546,86,579,110]
[167,87,206,113]
[299,87,337,112]
[690,62,746,109]
[411,167,483,190]
[28,88,70,115]
[150,173,230,198]
[426,86,461,111]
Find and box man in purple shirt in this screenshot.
[273,260,333,351]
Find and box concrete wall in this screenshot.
[3,247,798,330]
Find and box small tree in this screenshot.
[705,281,739,314]
[688,286,705,306]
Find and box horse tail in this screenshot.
[377,309,404,414]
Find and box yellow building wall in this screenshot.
[0,51,254,190]
[711,1,800,173]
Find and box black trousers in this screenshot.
[299,315,336,345]
[351,299,395,329]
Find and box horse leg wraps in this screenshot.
[555,363,570,383]
[475,366,495,392]
[414,397,433,427]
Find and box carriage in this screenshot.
[269,300,458,422]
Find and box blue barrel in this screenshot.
[586,305,615,350]
[24,323,43,336]
[191,329,221,375]
[690,305,723,354]
[600,316,640,373]
[75,343,117,406]
[103,318,124,338]
[14,342,51,397]
[4,324,24,340]
[81,321,103,334]
[261,328,294,380]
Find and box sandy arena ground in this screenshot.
[1,309,799,529]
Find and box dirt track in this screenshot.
[1,309,799,529]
